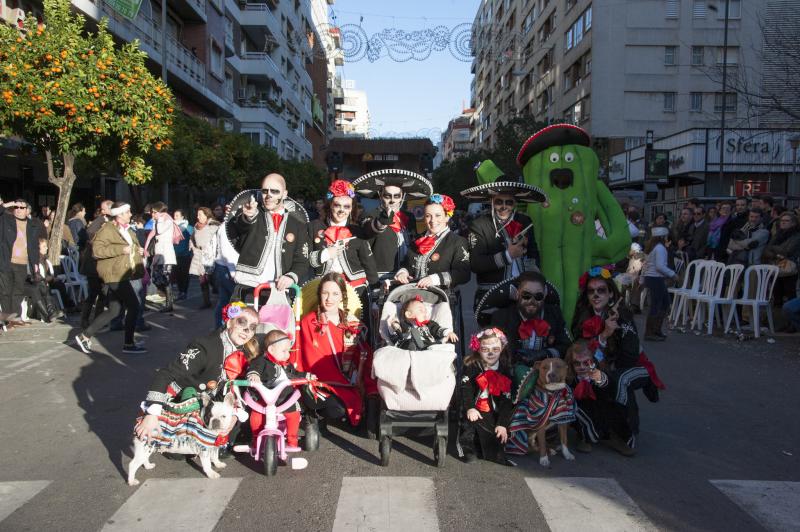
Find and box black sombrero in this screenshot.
[475,276,561,317]
[223,189,309,249]
[517,123,591,168]
[351,169,433,199]
[461,160,548,204]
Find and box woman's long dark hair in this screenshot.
[644,235,667,254]
[571,276,623,335]
[316,272,349,323]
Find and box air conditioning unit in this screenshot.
[217,118,235,132]
[237,88,247,100]
[2,7,25,25]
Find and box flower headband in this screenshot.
[578,267,612,291]
[327,179,356,200]
[222,301,248,323]
[427,194,455,217]
[469,327,508,352]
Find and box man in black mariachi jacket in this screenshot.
[353,169,434,280]
[227,173,309,295]
[461,160,546,324]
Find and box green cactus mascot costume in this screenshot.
[515,124,631,325]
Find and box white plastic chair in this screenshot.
[668,259,710,328]
[60,256,88,304]
[690,263,744,334]
[724,265,780,338]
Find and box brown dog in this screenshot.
[530,358,576,467]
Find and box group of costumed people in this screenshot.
[133,124,665,466]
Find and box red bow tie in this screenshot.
[415,235,436,255]
[518,318,550,340]
[271,213,283,232]
[389,211,409,233]
[574,379,597,401]
[504,220,523,239]
[581,315,604,339]
[413,318,430,327]
[474,370,511,412]
[324,226,352,245]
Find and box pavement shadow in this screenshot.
[72,348,146,479]
[322,426,381,465]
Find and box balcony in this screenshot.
[227,51,282,80]
[237,3,281,39]
[170,0,206,23]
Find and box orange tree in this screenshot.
[0,0,175,262]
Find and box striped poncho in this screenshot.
[136,409,227,452]
[505,385,576,456]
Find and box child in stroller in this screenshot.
[387,295,459,350]
[371,284,457,467]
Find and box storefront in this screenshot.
[608,128,800,220]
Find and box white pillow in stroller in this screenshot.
[371,346,411,394]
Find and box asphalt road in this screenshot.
[0,287,798,532]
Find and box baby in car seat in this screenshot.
[388,296,458,351]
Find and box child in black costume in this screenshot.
[388,296,458,351]
[458,327,514,465]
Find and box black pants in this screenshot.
[83,280,139,345]
[174,255,191,294]
[459,412,506,463]
[80,276,105,330]
[24,280,56,319]
[0,263,28,315]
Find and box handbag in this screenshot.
[777,257,797,277]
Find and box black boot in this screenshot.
[34,300,52,323]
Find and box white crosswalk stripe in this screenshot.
[0,481,51,523]
[711,480,800,532]
[332,476,439,532]
[101,477,242,532]
[525,477,657,532]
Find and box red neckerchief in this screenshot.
[413,318,430,327]
[266,351,289,367]
[324,225,352,245]
[223,350,248,380]
[574,379,596,400]
[581,315,604,339]
[474,370,512,412]
[518,318,550,340]
[389,211,409,233]
[271,212,283,232]
[415,235,436,255]
[504,220,523,239]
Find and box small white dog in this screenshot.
[128,392,240,486]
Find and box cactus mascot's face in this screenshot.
[519,124,630,326]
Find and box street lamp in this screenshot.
[709,0,731,185]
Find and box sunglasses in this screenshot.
[493,198,516,207]
[520,291,545,302]
[234,316,258,333]
[382,192,403,200]
[587,287,608,296]
[13,206,27,210]
[261,188,282,196]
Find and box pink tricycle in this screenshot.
[228,378,330,476]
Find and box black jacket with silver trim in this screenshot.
[307,219,379,287]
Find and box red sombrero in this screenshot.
[517,123,591,167]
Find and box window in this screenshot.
[523,9,535,33]
[692,0,706,17]
[263,126,278,149]
[718,0,741,18]
[716,46,739,64]
[666,0,679,18]
[584,6,591,29]
[565,9,590,51]
[690,92,703,111]
[714,92,737,112]
[224,71,233,101]
[242,132,260,145]
[664,46,677,65]
[210,40,223,79]
[691,45,704,65]
[663,92,676,112]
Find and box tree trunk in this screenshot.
[45,150,76,265]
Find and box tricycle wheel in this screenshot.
[262,436,279,476]
[379,436,391,467]
[303,417,319,452]
[434,436,447,467]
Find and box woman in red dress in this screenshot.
[297,272,377,427]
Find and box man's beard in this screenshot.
[519,303,540,319]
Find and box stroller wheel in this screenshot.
[303,417,320,452]
[263,436,279,477]
[434,436,447,468]
[379,436,391,467]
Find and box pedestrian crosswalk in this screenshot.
[0,477,798,531]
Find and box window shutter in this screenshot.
[666,0,679,18]
[692,0,706,18]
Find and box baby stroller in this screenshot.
[372,284,457,467]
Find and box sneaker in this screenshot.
[74,334,92,353]
[146,294,166,303]
[285,444,302,453]
[122,344,148,354]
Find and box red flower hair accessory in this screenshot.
[222,301,248,323]
[469,327,508,352]
[427,194,455,217]
[578,267,612,290]
[327,179,356,200]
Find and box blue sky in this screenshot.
[329,0,481,141]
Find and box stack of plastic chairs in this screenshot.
[60,255,88,304]
[690,263,744,335]
[724,265,780,338]
[668,259,709,329]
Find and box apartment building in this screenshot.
[440,110,475,162]
[470,0,776,154]
[333,82,370,137]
